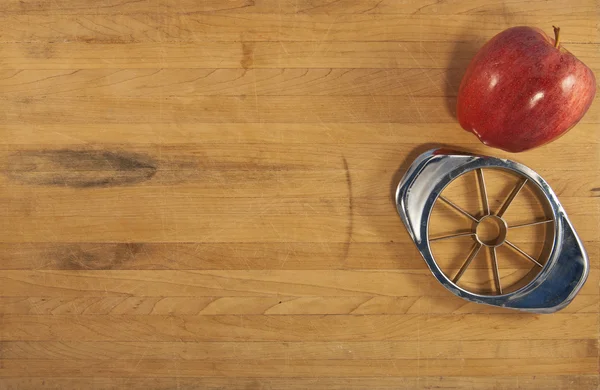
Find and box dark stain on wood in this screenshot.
[26,44,54,59]
[0,242,428,271]
[342,156,354,265]
[5,149,158,188]
[240,42,254,69]
[77,36,135,44]
[55,243,146,270]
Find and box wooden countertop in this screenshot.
[1,1,598,388]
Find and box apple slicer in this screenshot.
[395,148,589,313]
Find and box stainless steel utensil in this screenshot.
[395,148,589,313]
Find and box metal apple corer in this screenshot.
[395,148,589,313]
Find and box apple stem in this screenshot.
[553,25,561,48]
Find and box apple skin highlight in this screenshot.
[457,26,596,153]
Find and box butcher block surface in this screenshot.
[1,0,599,389]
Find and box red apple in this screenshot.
[457,26,596,152]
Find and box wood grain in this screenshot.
[2,42,599,69]
[1,14,597,43]
[0,377,597,390]
[0,358,597,377]
[0,69,461,97]
[1,0,598,388]
[0,269,597,297]
[0,376,597,390]
[1,0,596,15]
[0,294,596,314]
[2,123,600,145]
[2,339,597,359]
[1,314,596,341]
